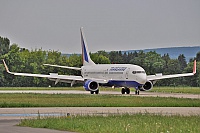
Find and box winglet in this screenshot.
[2,59,11,73]
[193,60,196,74]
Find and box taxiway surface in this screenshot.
[0,119,75,133]
[0,90,199,99]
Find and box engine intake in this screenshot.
[140,81,153,91]
[84,80,99,91]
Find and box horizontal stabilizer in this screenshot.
[44,64,81,70]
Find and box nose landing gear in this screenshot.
[135,90,140,95]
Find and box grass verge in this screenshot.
[0,93,200,107]
[151,86,200,94]
[19,113,200,133]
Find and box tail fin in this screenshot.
[80,27,95,66]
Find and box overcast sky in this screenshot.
[0,0,199,53]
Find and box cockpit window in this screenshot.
[132,71,136,74]
[132,71,145,74]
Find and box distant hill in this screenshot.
[63,46,200,62]
[122,46,200,62]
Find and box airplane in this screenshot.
[3,27,196,95]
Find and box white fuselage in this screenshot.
[81,64,147,87]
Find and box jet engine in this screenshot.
[140,81,153,91]
[83,80,99,91]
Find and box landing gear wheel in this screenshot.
[95,90,99,94]
[90,90,99,94]
[121,88,125,94]
[125,87,130,94]
[135,90,140,95]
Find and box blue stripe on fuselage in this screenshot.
[107,80,142,88]
[83,43,89,62]
[81,36,89,63]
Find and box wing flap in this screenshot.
[48,73,84,81]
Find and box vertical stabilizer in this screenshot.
[80,27,95,66]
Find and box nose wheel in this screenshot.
[121,87,130,94]
[135,90,140,95]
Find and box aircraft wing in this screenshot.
[2,60,84,84]
[88,78,108,84]
[43,64,81,70]
[147,60,196,81]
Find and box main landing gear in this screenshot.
[121,87,130,94]
[90,90,99,94]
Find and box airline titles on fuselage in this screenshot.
[84,67,127,75]
[109,67,127,71]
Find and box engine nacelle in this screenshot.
[83,80,99,91]
[140,81,153,91]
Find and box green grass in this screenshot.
[0,93,200,107]
[151,86,200,94]
[19,113,200,133]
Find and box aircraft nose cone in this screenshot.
[138,74,147,84]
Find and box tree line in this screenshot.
[0,36,200,87]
